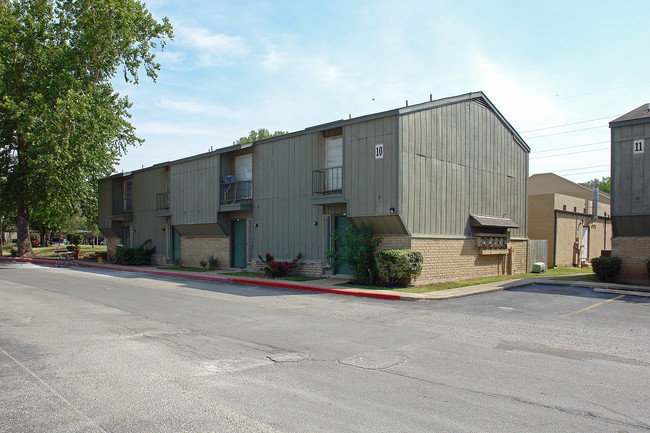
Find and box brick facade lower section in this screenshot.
[181,236,230,268]
[377,235,411,251]
[106,236,120,261]
[251,259,324,277]
[611,237,650,283]
[409,237,528,285]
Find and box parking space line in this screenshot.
[561,295,625,317]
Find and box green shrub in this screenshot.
[199,259,207,268]
[376,249,423,285]
[10,247,17,257]
[115,239,156,265]
[645,259,650,279]
[208,255,218,269]
[67,245,75,252]
[591,256,622,282]
[327,223,381,284]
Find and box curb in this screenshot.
[0,257,403,301]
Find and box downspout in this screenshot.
[467,93,472,236]
[553,209,558,267]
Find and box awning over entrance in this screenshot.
[174,223,225,237]
[470,214,519,229]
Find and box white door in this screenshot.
[581,227,589,261]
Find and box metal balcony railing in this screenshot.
[112,198,133,214]
[312,166,342,195]
[156,192,169,210]
[221,180,253,204]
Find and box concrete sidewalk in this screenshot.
[1,256,648,301]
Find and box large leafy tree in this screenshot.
[0,0,172,256]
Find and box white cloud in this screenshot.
[136,121,217,136]
[174,25,248,66]
[158,98,240,119]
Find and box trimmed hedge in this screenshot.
[115,239,156,265]
[376,249,423,285]
[591,256,622,282]
[645,258,650,279]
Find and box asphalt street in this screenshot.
[1,262,649,432]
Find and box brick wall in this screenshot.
[376,235,411,251]
[181,236,230,268]
[410,237,528,285]
[612,237,650,283]
[251,259,324,277]
[106,236,120,261]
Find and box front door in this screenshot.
[232,220,246,268]
[334,215,352,275]
[172,228,181,265]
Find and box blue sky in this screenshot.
[114,0,648,183]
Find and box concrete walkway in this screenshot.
[1,256,648,301]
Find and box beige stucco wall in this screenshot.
[612,237,650,283]
[180,236,230,268]
[529,192,612,267]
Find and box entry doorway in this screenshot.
[232,220,246,268]
[172,228,181,265]
[334,215,352,275]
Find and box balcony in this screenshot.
[312,166,343,205]
[111,199,133,221]
[220,180,253,212]
[156,192,171,216]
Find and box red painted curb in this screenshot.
[0,257,402,301]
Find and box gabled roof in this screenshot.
[529,173,610,204]
[609,104,650,127]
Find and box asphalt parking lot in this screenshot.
[1,263,649,432]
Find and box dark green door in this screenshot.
[232,220,246,268]
[334,215,352,275]
[172,228,181,264]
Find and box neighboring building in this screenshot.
[528,173,612,268]
[609,104,650,283]
[98,92,530,284]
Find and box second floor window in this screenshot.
[235,154,253,199]
[324,136,342,191]
[124,180,133,211]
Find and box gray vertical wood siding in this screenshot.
[399,100,528,238]
[611,123,650,215]
[345,116,399,218]
[253,133,322,260]
[170,154,220,225]
[131,167,167,249]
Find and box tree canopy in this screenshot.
[0,0,172,256]
[585,176,611,194]
[235,128,288,144]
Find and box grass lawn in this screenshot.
[158,266,216,273]
[2,245,106,260]
[340,266,595,294]
[220,271,326,282]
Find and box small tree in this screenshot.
[327,223,381,284]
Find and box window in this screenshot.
[324,136,342,191]
[235,154,253,199]
[124,180,133,211]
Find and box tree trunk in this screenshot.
[17,204,32,257]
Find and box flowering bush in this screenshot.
[258,252,302,277]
